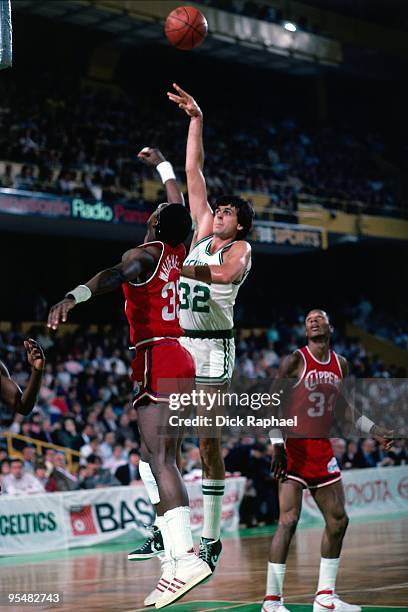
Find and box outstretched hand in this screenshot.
[167,83,202,118]
[137,147,166,167]
[24,339,45,371]
[372,426,395,451]
[47,298,76,331]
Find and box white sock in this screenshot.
[155,515,172,558]
[164,506,193,557]
[317,557,340,592]
[202,479,225,540]
[266,562,286,597]
[139,460,160,505]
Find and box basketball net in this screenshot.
[0,0,12,70]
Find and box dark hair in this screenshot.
[305,309,331,324]
[87,454,102,464]
[156,204,192,247]
[129,448,140,457]
[212,195,254,239]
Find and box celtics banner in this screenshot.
[300,465,408,523]
[0,477,246,555]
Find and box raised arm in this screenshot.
[47,247,158,331]
[167,84,213,243]
[181,241,251,285]
[137,146,184,206]
[0,340,45,416]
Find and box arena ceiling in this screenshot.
[12,0,337,76]
[12,0,406,79]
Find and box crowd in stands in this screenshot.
[0,75,400,217]
[1,318,406,525]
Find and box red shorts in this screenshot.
[286,438,341,489]
[131,340,195,407]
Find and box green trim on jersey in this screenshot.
[232,267,251,286]
[205,237,236,258]
[195,338,233,383]
[196,375,230,384]
[190,234,213,253]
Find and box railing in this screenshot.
[0,432,80,472]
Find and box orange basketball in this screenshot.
[164,6,208,50]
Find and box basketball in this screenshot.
[164,6,208,50]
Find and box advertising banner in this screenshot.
[0,493,66,554]
[301,465,408,521]
[0,189,150,225]
[0,189,325,250]
[0,477,246,555]
[252,220,327,250]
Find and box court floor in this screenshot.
[1,515,407,612]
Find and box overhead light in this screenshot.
[283,21,297,32]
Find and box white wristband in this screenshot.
[269,428,284,445]
[66,285,92,304]
[156,161,176,183]
[356,415,375,434]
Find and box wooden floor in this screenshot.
[2,518,407,612]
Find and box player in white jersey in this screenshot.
[168,83,254,569]
[179,230,251,384]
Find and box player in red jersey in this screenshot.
[47,147,211,608]
[262,309,393,612]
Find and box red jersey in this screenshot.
[287,345,343,438]
[285,345,344,488]
[122,241,186,348]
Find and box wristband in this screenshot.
[356,415,375,434]
[269,428,284,445]
[156,161,176,183]
[65,285,92,304]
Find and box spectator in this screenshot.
[58,418,78,449]
[2,459,45,495]
[80,435,101,464]
[46,452,78,491]
[331,438,346,469]
[114,449,141,485]
[80,454,121,489]
[0,459,10,490]
[387,440,407,466]
[22,446,36,473]
[0,163,14,187]
[100,431,116,461]
[100,404,118,433]
[34,462,49,489]
[342,440,358,470]
[353,438,382,468]
[72,422,94,451]
[104,444,127,474]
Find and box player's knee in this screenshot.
[279,511,300,534]
[327,512,349,537]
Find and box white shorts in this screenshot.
[179,336,235,385]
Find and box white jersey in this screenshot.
[179,235,251,333]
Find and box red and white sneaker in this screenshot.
[313,590,361,612]
[262,595,290,611]
[155,550,211,609]
[144,556,174,606]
